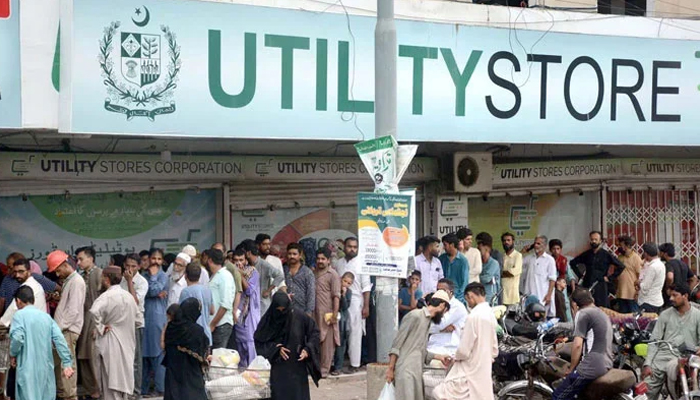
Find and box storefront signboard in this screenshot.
[59,0,700,145]
[0,152,436,183]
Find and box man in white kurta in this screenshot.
[433,282,498,400]
[334,238,372,371]
[522,236,557,316]
[90,267,138,400]
[1,265,47,327]
[427,278,469,356]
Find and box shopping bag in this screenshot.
[377,382,395,400]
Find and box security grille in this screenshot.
[605,189,699,272]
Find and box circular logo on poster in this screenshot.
[457,156,480,187]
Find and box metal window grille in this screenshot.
[605,189,699,273]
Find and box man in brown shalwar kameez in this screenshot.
[313,249,340,378]
[75,246,102,400]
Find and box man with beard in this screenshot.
[433,283,498,400]
[522,235,557,316]
[313,249,340,378]
[413,236,443,294]
[333,237,372,374]
[1,258,47,325]
[642,283,700,400]
[142,248,168,396]
[284,243,316,316]
[569,231,624,308]
[75,246,102,400]
[241,239,285,316]
[501,232,522,306]
[120,253,148,400]
[256,234,284,273]
[167,253,191,306]
[385,290,451,400]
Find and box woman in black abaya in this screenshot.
[162,297,210,400]
[254,292,321,400]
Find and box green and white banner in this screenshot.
[357,192,412,278]
[0,189,216,266]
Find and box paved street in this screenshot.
[311,374,367,400]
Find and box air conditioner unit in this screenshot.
[453,153,493,193]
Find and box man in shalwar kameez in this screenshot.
[10,286,74,400]
[432,282,498,400]
[90,267,138,400]
[386,290,452,400]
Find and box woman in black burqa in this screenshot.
[254,291,321,400]
[162,297,209,400]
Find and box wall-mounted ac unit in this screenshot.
[453,153,493,193]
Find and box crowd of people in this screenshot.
[389,227,700,400]
[0,234,377,400]
[1,226,697,400]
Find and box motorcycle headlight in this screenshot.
[689,355,700,369]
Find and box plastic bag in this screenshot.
[248,355,271,370]
[378,383,395,400]
[211,348,240,368]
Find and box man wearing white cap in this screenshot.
[181,245,209,286]
[167,253,191,307]
[385,290,452,400]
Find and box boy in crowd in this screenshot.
[399,271,423,322]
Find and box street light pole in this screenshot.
[374,0,398,364]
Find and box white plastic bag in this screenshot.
[248,355,271,370]
[378,383,395,400]
[210,348,240,368]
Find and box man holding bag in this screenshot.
[385,290,451,400]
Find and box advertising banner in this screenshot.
[0,0,20,128]
[467,192,600,257]
[232,206,356,268]
[357,192,412,278]
[60,0,700,145]
[0,189,217,266]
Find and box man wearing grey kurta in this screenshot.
[642,283,700,400]
[386,290,452,400]
[90,267,138,400]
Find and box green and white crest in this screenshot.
[98,6,181,121]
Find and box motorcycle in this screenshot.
[645,340,700,400]
[497,324,636,400]
[613,310,653,382]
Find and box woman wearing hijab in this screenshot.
[254,292,321,400]
[162,297,209,400]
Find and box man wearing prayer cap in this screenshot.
[167,253,190,306]
[181,245,209,286]
[385,289,453,400]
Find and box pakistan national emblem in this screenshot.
[98,6,181,121]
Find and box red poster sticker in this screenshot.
[0,0,10,19]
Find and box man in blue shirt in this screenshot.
[399,271,423,322]
[206,249,235,349]
[180,263,214,346]
[476,232,501,305]
[439,234,470,305]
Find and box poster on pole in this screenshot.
[357,192,413,278]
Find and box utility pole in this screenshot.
[374,0,398,364]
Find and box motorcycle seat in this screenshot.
[581,369,635,399]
